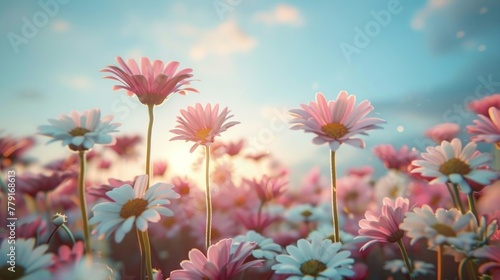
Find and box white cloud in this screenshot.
[254,4,303,27]
[59,75,91,90]
[52,20,70,32]
[189,20,256,60]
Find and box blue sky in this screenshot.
[1,0,499,180]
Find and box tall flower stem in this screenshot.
[451,183,466,214]
[145,104,154,187]
[467,192,478,220]
[330,150,340,243]
[204,146,213,250]
[446,183,461,211]
[396,239,415,280]
[138,230,153,280]
[77,150,91,255]
[437,245,443,280]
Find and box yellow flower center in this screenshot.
[321,123,348,139]
[196,128,211,140]
[120,198,148,219]
[301,210,313,218]
[438,158,471,176]
[432,223,457,237]
[69,127,91,136]
[300,259,327,277]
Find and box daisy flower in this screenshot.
[38,108,120,151]
[170,103,240,153]
[243,175,287,203]
[399,205,474,249]
[411,138,498,193]
[289,91,385,151]
[374,171,410,202]
[425,122,461,144]
[0,238,53,280]
[468,93,500,116]
[372,144,418,172]
[358,197,410,251]
[108,134,142,159]
[169,238,263,280]
[233,230,282,260]
[0,133,35,170]
[467,107,500,148]
[473,245,500,277]
[89,174,180,243]
[286,204,324,223]
[102,56,197,106]
[271,237,355,279]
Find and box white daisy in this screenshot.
[399,205,474,249]
[233,230,282,260]
[412,138,498,193]
[374,171,410,202]
[90,174,180,243]
[38,108,120,151]
[384,259,435,277]
[0,238,53,280]
[271,237,354,280]
[446,216,498,257]
[287,204,324,223]
[307,224,360,252]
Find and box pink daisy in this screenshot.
[170,103,240,153]
[169,238,263,280]
[468,93,500,116]
[425,122,461,144]
[467,107,500,148]
[373,144,418,171]
[411,138,498,193]
[473,245,500,278]
[358,197,410,250]
[243,175,287,203]
[0,133,35,170]
[223,139,245,156]
[289,91,385,151]
[102,57,197,106]
[108,134,142,159]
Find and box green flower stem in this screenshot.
[145,104,154,188]
[46,224,75,245]
[446,183,461,211]
[396,239,415,280]
[330,150,340,243]
[45,192,51,222]
[467,192,478,220]
[437,245,443,280]
[61,224,76,245]
[77,150,91,255]
[451,183,466,214]
[459,257,478,280]
[138,230,153,280]
[204,145,213,250]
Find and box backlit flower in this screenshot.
[244,175,287,202]
[358,197,410,250]
[425,122,461,144]
[170,103,240,153]
[272,237,355,279]
[400,205,474,249]
[38,108,120,151]
[108,134,141,159]
[289,91,385,151]
[468,93,500,116]
[0,133,35,170]
[102,56,197,106]
[373,144,418,171]
[467,107,500,148]
[89,174,180,243]
[169,238,263,279]
[0,238,53,280]
[411,138,498,193]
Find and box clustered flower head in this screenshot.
[289,91,385,151]
[38,108,120,151]
[372,144,418,171]
[170,103,240,153]
[102,56,197,106]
